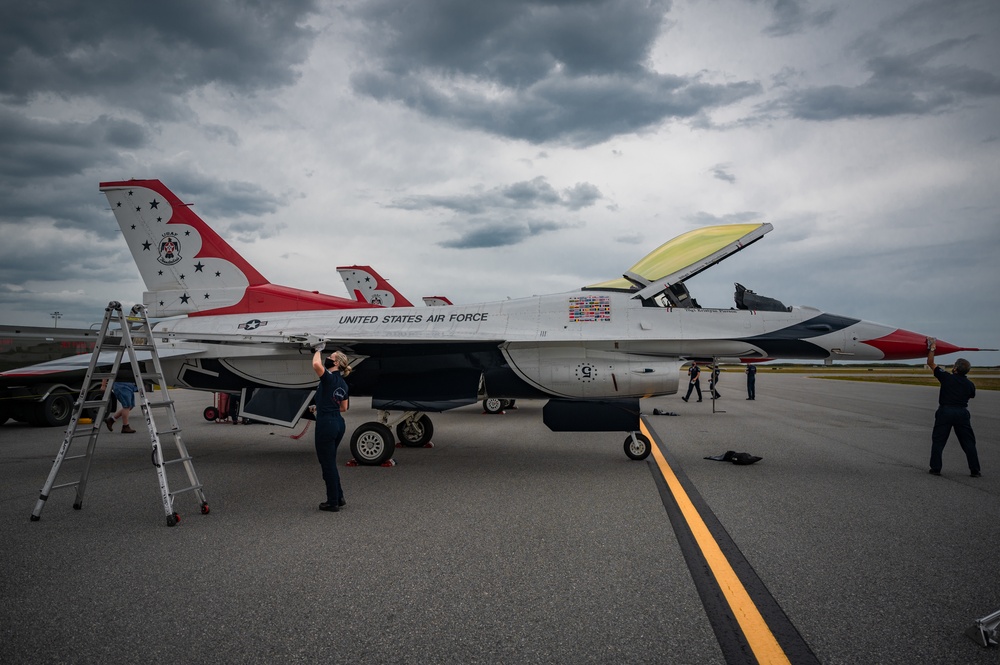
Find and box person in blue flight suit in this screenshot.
[681,361,702,402]
[926,338,979,477]
[709,364,721,400]
[745,363,757,400]
[312,344,352,511]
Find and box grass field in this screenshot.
[713,364,1000,391]
[809,375,1000,390]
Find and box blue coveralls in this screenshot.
[315,369,349,505]
[929,366,979,474]
[683,365,702,401]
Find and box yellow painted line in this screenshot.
[642,420,791,665]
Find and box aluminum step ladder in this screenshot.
[30,301,209,527]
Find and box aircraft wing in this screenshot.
[0,348,202,385]
[586,223,772,297]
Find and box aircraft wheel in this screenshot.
[396,414,433,447]
[624,432,651,461]
[203,406,220,421]
[32,390,73,427]
[483,397,504,414]
[350,422,395,466]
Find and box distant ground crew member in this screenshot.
[102,364,137,434]
[682,362,702,402]
[926,339,980,477]
[746,364,757,400]
[709,364,721,399]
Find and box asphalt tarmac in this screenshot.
[1,372,997,664]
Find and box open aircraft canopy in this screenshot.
[585,223,772,300]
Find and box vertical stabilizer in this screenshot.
[337,265,414,307]
[101,179,367,317]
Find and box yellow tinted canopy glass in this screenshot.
[587,223,771,291]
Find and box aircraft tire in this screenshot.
[482,398,504,414]
[350,422,395,466]
[396,414,433,447]
[32,390,73,428]
[623,432,651,461]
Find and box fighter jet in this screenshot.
[37,179,984,463]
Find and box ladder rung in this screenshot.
[71,430,97,439]
[91,372,115,380]
[146,400,174,408]
[82,400,108,409]
[50,481,81,491]
[163,456,193,466]
[64,453,87,461]
[171,484,204,496]
[154,427,182,436]
[132,345,156,351]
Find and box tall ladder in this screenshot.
[30,301,209,527]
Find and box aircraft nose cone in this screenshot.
[861,328,977,361]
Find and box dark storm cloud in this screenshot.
[760,0,835,37]
[348,0,762,145]
[393,177,596,248]
[769,3,1000,121]
[0,223,132,284]
[710,164,736,184]
[779,37,1000,120]
[150,171,286,220]
[0,110,149,180]
[389,177,602,214]
[0,0,320,120]
[0,1,317,235]
[439,218,572,249]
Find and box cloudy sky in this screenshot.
[2,0,998,364]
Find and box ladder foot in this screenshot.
[200,502,210,515]
[166,513,180,527]
[73,502,82,510]
[30,514,40,522]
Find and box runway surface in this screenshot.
[1,372,997,664]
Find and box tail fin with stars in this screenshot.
[100,179,369,317]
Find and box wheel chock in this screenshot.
[346,458,397,467]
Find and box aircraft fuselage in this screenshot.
[150,290,898,401]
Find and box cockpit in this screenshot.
[734,282,790,312]
[583,222,782,310]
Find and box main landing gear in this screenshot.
[349,411,434,466]
[482,398,516,414]
[347,408,651,465]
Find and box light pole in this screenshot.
[51,311,62,328]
